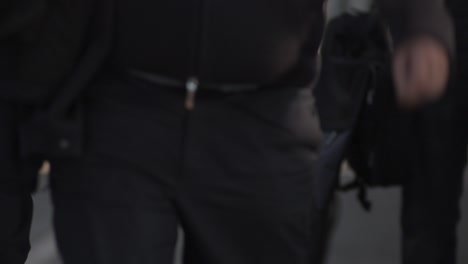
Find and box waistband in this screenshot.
[124,67,314,93]
[127,69,265,93]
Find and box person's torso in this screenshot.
[111,0,324,85]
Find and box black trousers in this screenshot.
[401,79,468,264]
[0,100,40,264]
[50,73,323,264]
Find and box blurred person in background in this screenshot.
[317,1,467,264]
[0,0,456,263]
[399,2,468,263]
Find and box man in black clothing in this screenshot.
[318,2,467,263]
[0,0,456,263]
[399,3,468,263]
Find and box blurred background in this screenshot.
[26,164,468,264]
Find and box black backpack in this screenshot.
[313,12,417,210]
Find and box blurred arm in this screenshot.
[378,0,453,109]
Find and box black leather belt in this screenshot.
[127,69,268,110]
[127,69,261,93]
[126,68,311,110]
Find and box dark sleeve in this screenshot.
[378,0,454,57]
[18,0,96,86]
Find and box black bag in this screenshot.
[314,12,416,210]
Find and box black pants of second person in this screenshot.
[0,99,40,264]
[401,79,468,264]
[50,73,324,264]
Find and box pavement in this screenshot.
[26,166,468,264]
